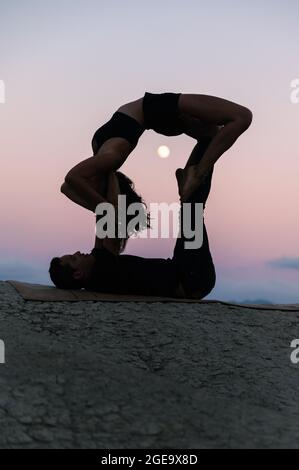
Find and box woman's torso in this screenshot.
[116,97,146,128]
[92,97,145,156]
[116,94,209,142]
[94,93,209,156]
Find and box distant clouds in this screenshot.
[228,298,273,305]
[267,257,299,270]
[0,259,51,285]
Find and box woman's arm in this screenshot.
[64,150,129,212]
[61,179,108,250]
[60,182,96,212]
[64,172,108,213]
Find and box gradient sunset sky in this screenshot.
[0,0,298,302]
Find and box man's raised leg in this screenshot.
[172,137,216,299]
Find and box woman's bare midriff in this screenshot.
[117,96,216,140]
[117,97,146,128]
[96,95,221,157]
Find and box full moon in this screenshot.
[157,145,170,159]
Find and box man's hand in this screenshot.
[94,172,124,254]
[103,237,123,255]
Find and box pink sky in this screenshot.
[0,1,298,302]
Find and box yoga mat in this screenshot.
[5,280,299,311]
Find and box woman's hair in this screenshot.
[115,171,151,252]
[49,171,151,290]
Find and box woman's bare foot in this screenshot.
[175,166,202,202]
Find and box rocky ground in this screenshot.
[0,280,299,449]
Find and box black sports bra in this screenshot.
[91,111,145,154]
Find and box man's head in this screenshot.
[49,251,95,289]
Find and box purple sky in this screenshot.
[0,0,298,302]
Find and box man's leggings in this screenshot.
[172,137,216,299]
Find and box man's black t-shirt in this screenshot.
[85,247,180,297]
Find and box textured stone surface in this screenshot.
[0,280,299,449]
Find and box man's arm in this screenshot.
[94,172,124,254]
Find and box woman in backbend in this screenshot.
[50,135,219,298]
[61,91,252,220]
